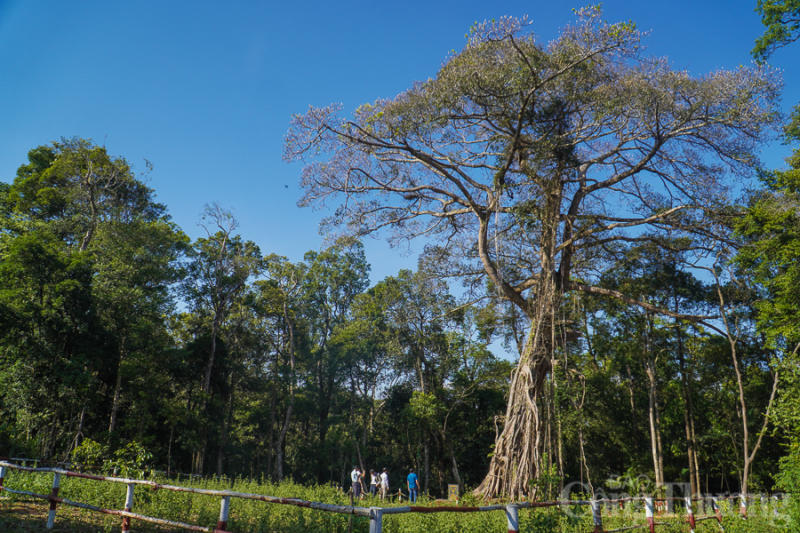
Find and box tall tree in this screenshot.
[301,240,370,482]
[258,254,306,481]
[0,138,183,458]
[285,8,782,498]
[182,203,262,473]
[184,204,262,397]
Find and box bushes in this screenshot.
[776,447,800,532]
[0,468,794,532]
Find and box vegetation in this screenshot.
[0,469,791,532]
[285,6,784,499]
[1,3,799,532]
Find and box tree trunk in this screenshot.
[557,414,564,494]
[441,432,464,494]
[626,364,639,453]
[193,440,205,476]
[690,401,702,498]
[108,342,127,441]
[168,424,174,475]
[578,427,593,494]
[275,416,286,482]
[267,361,277,479]
[203,316,222,394]
[424,437,430,495]
[217,371,236,477]
[275,302,297,481]
[654,391,665,495]
[546,372,553,474]
[108,360,123,439]
[645,353,664,492]
[677,324,698,496]
[474,302,553,500]
[475,177,564,500]
[713,280,782,496]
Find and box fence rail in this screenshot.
[0,461,786,533]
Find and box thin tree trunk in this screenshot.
[194,439,206,476]
[275,416,286,482]
[547,371,554,475]
[108,367,123,438]
[646,353,663,491]
[712,279,785,496]
[108,343,127,440]
[654,393,665,495]
[168,424,174,475]
[355,438,365,474]
[67,406,86,461]
[677,323,698,496]
[578,427,593,495]
[267,361,277,479]
[424,438,430,496]
[688,336,702,498]
[275,305,297,481]
[626,364,639,453]
[442,433,464,494]
[217,371,236,477]
[557,414,564,494]
[203,316,222,394]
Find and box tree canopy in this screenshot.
[285,7,783,498]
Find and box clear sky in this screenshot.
[1,0,798,285]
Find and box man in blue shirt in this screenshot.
[407,468,420,503]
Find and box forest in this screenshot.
[0,3,798,524]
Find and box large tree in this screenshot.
[285,8,782,498]
[0,138,185,457]
[749,1,800,519]
[753,0,800,62]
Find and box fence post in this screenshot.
[506,504,520,533]
[122,483,135,533]
[739,494,747,519]
[685,496,696,533]
[369,507,383,533]
[644,497,655,533]
[218,494,231,531]
[590,500,603,533]
[711,497,724,531]
[46,472,61,529]
[773,495,779,517]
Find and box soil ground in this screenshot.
[0,500,183,532]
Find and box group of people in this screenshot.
[349,467,422,503]
[350,466,389,499]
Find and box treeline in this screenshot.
[0,138,792,499]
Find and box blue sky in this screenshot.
[1,0,798,285]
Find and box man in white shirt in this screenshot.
[380,468,389,499]
[350,467,362,499]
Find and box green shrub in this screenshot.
[0,468,794,532]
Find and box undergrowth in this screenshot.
[0,467,793,532]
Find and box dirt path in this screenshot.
[0,501,181,532]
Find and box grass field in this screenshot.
[0,469,792,532]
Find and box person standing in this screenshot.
[380,468,389,500]
[407,468,420,503]
[350,466,362,499]
[369,469,379,497]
